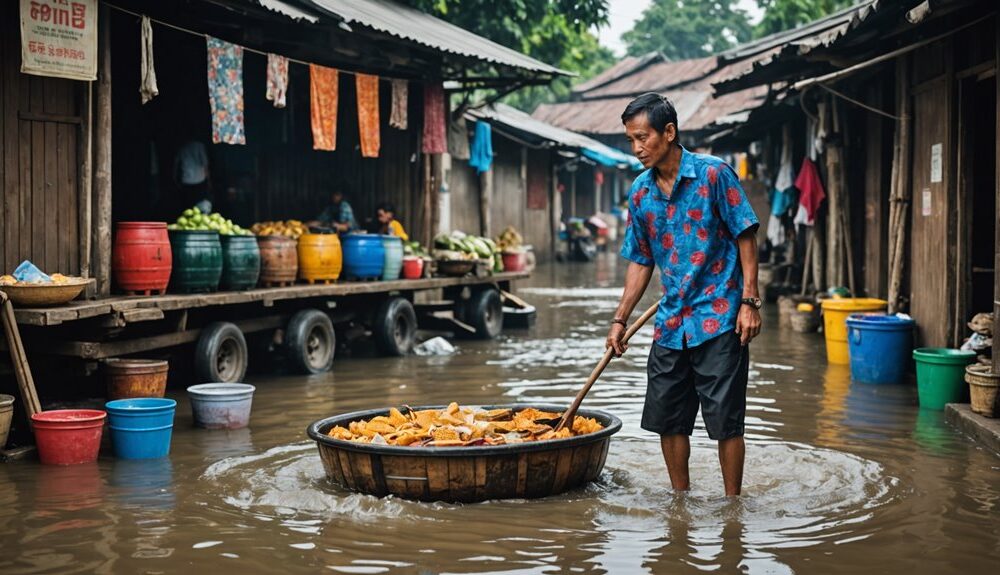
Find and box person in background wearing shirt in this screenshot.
[374,202,408,241]
[174,140,212,214]
[311,190,358,233]
[608,93,761,496]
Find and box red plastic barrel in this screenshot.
[31,409,106,465]
[113,222,172,294]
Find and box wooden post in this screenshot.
[994,21,1000,377]
[550,160,560,260]
[78,81,93,289]
[422,153,432,247]
[888,57,913,314]
[93,4,112,296]
[479,167,492,238]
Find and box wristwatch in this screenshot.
[611,318,627,328]
[740,297,763,310]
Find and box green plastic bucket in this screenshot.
[912,348,976,410]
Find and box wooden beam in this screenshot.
[93,4,112,296]
[79,80,93,290]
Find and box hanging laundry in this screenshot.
[266,53,289,108]
[766,214,786,247]
[468,120,493,174]
[794,157,826,226]
[140,16,158,104]
[447,115,470,160]
[774,124,795,192]
[422,82,446,154]
[206,37,245,145]
[355,73,380,158]
[310,64,339,151]
[389,79,408,130]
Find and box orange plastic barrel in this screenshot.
[298,233,342,282]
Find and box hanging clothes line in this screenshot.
[104,2,410,84]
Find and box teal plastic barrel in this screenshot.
[912,348,976,410]
[381,235,403,281]
[168,230,222,293]
[220,235,261,290]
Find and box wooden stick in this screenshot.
[555,302,659,432]
[0,293,42,420]
[800,227,813,295]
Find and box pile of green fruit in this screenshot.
[433,231,503,272]
[167,206,251,236]
[403,241,428,257]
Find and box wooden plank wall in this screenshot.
[908,41,954,347]
[447,136,554,262]
[861,78,891,298]
[108,18,423,239]
[0,5,81,277]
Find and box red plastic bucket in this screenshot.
[401,257,424,279]
[502,252,526,272]
[31,409,107,465]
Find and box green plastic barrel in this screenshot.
[220,235,261,291]
[169,230,223,293]
[912,348,976,410]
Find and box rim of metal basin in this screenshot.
[187,383,256,396]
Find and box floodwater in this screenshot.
[1,255,999,574]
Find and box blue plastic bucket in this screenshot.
[187,383,255,429]
[846,314,915,384]
[105,398,176,459]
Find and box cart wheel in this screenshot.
[373,297,417,356]
[286,309,336,374]
[195,322,248,383]
[462,288,503,340]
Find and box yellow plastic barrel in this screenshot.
[297,233,342,282]
[821,298,888,364]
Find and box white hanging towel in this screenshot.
[140,16,159,104]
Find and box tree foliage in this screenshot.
[622,0,753,60]
[754,0,854,37]
[399,0,613,111]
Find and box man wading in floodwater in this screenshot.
[607,93,761,496]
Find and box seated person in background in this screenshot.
[310,190,358,232]
[375,202,408,241]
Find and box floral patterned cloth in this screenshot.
[389,79,408,130]
[355,73,380,158]
[422,82,446,154]
[310,64,339,151]
[206,37,245,145]
[266,53,288,108]
[621,147,759,350]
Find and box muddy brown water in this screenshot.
[1,255,999,574]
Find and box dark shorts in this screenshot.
[641,330,749,440]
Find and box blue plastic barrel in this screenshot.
[846,314,915,384]
[105,398,177,459]
[341,234,385,280]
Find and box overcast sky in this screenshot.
[598,0,764,56]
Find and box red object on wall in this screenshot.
[594,170,605,185]
[112,222,173,294]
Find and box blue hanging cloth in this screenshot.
[469,120,493,174]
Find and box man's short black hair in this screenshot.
[621,93,679,135]
[377,201,396,214]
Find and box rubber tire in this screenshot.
[464,288,503,340]
[373,297,417,356]
[285,309,336,374]
[195,322,248,383]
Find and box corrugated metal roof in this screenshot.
[571,52,659,95]
[580,56,717,99]
[713,0,889,93]
[467,103,641,169]
[256,0,318,23]
[303,0,568,76]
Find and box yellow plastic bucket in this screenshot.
[821,298,888,364]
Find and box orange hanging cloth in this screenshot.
[310,64,339,151]
[355,73,381,158]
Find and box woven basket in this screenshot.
[965,364,999,418]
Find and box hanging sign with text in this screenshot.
[20,0,98,81]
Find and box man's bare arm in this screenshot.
[606,262,654,356]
